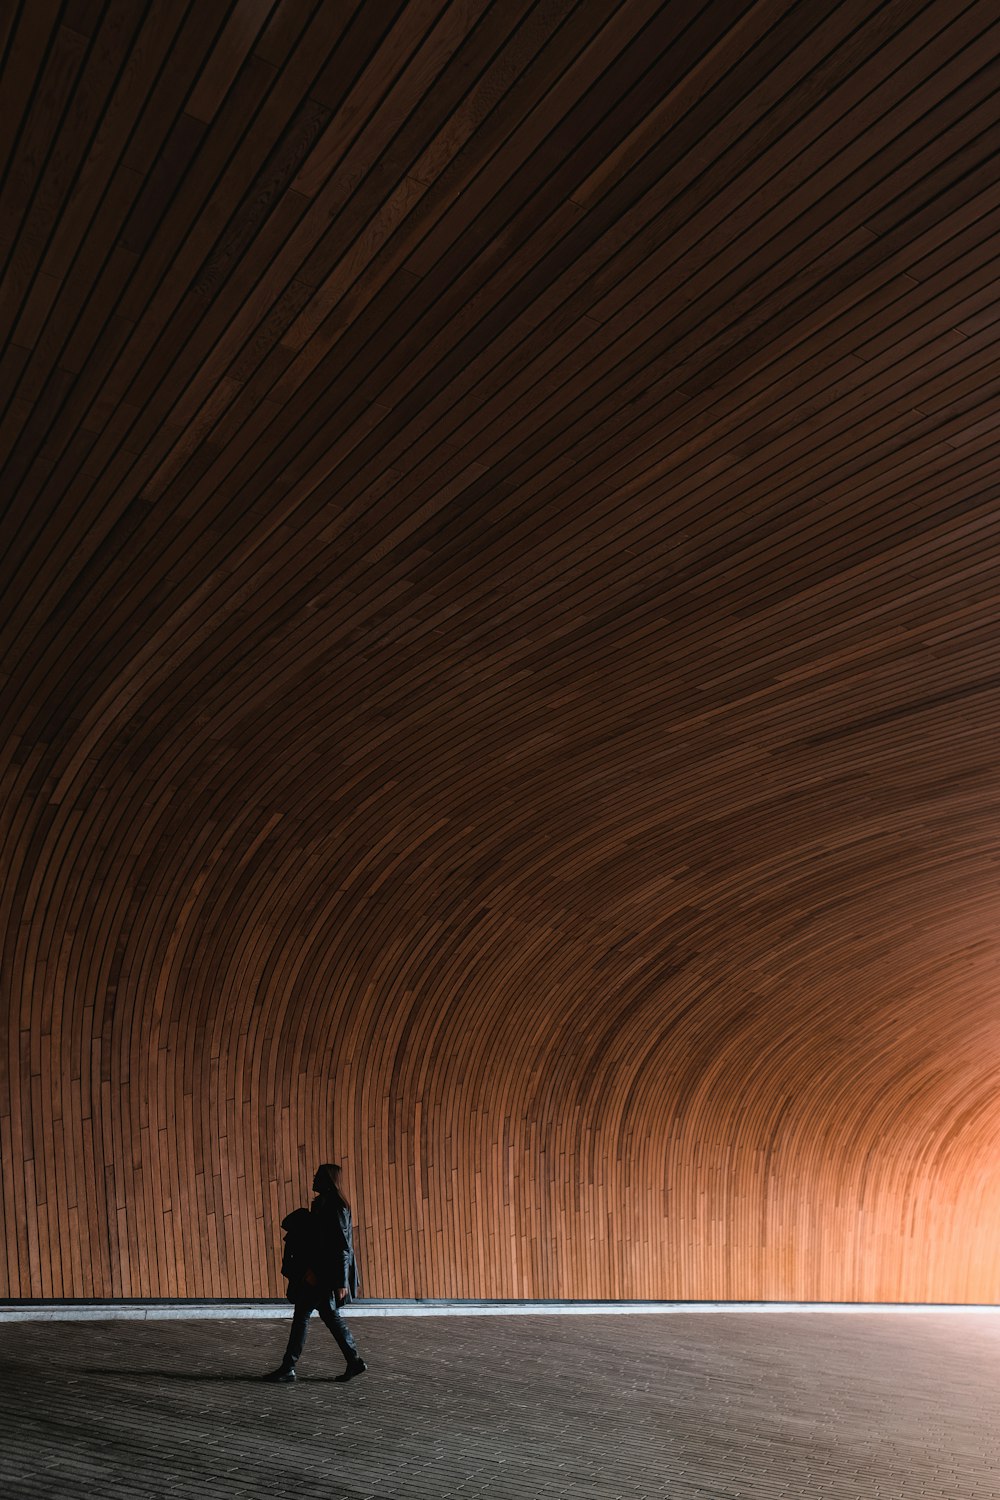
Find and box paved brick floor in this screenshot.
[0,1312,998,1498]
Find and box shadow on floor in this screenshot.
[80,1368,345,1383]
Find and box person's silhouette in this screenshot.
[262,1163,367,1383]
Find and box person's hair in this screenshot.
[317,1161,350,1209]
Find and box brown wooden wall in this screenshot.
[3,1,1000,1302]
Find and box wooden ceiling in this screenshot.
[3,1,1000,1302]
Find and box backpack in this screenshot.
[279,1207,314,1302]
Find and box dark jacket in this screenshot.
[308,1191,360,1301]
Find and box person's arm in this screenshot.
[335,1202,353,1302]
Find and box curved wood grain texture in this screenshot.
[3,1,1000,1302]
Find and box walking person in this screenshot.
[262,1163,367,1383]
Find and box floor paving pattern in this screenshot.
[0,1311,997,1498]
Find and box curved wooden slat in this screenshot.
[2,1,1000,1302]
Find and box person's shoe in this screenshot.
[261,1366,296,1382]
[335,1357,367,1382]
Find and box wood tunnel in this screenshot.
[2,1,1000,1305]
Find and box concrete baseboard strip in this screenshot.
[1,1299,998,1322]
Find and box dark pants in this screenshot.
[282,1294,359,1369]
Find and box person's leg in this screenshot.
[262,1301,313,1379]
[284,1300,314,1366]
[316,1297,365,1374]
